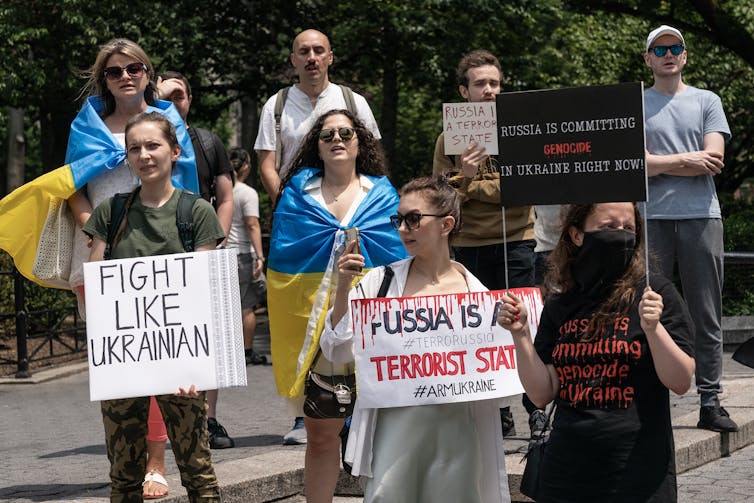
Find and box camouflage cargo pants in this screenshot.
[101,392,220,502]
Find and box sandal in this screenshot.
[143,470,169,499]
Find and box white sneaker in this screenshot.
[282,417,307,445]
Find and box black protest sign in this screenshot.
[496,82,646,207]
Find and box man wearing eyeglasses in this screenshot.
[432,50,537,441]
[254,29,381,203]
[643,25,737,433]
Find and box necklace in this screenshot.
[322,178,356,202]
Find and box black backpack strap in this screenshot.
[274,86,291,173]
[337,84,357,115]
[193,127,219,204]
[104,188,140,260]
[176,190,201,252]
[376,265,394,298]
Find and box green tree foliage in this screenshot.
[1,0,753,193]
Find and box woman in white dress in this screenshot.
[321,176,511,503]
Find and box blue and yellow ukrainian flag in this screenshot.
[268,167,408,398]
[0,96,198,289]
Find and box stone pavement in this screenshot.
[1,314,754,502]
[678,442,754,502]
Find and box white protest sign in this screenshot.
[351,287,542,408]
[83,248,246,401]
[443,102,498,155]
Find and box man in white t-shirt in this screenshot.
[254,29,380,203]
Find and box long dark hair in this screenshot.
[275,109,386,207]
[545,203,645,340]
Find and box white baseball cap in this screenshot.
[646,25,685,52]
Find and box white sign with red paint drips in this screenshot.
[351,287,543,408]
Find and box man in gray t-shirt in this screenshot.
[643,25,737,433]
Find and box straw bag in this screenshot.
[32,198,75,288]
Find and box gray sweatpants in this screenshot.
[647,218,723,406]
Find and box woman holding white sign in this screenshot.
[498,202,695,502]
[83,112,224,502]
[322,176,510,503]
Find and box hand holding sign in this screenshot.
[443,102,498,156]
[460,141,489,178]
[497,291,530,336]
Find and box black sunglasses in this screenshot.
[650,44,684,57]
[319,127,356,142]
[104,62,147,81]
[390,212,447,231]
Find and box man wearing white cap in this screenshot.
[643,25,737,432]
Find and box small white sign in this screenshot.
[83,248,246,401]
[351,287,542,408]
[442,102,499,155]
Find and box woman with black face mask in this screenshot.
[498,202,696,503]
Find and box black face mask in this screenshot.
[572,229,636,297]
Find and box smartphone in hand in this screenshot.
[342,227,362,272]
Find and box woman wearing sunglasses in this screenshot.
[268,109,406,502]
[65,38,197,499]
[67,39,197,314]
[320,176,511,503]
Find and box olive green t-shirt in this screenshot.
[83,189,225,260]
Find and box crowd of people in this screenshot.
[0,21,737,503]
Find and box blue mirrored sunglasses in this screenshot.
[650,44,684,57]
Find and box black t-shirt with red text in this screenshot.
[534,274,694,503]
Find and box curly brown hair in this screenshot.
[276,109,386,206]
[545,203,645,340]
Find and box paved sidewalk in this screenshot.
[2,317,754,502]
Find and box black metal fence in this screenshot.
[1,251,753,378]
[0,268,86,378]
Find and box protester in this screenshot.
[67,39,198,318]
[256,29,382,446]
[63,42,198,499]
[432,49,537,439]
[267,109,406,502]
[83,111,224,502]
[321,176,510,503]
[643,25,737,432]
[227,147,267,365]
[156,70,236,453]
[255,28,380,203]
[498,202,695,502]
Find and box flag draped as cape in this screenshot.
[268,167,407,398]
[0,97,198,289]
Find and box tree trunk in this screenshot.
[380,18,399,173]
[240,96,259,186]
[39,100,76,173]
[6,107,25,195]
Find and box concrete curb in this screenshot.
[26,360,754,503]
[0,360,88,385]
[68,393,754,502]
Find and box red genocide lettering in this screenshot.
[543,142,591,156]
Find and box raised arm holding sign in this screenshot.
[322,177,513,503]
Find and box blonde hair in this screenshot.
[80,38,156,117]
